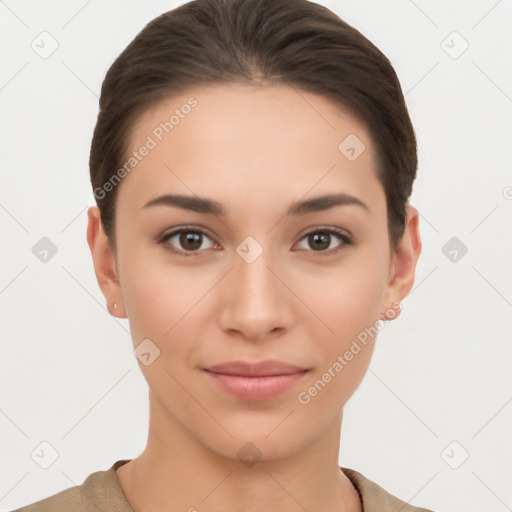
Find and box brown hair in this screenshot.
[90,0,417,252]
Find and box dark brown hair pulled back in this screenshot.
[90,0,417,252]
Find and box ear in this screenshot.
[86,206,126,318]
[381,205,422,320]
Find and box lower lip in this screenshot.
[203,370,309,401]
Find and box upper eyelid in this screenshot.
[297,225,352,240]
[160,225,217,243]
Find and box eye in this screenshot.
[295,228,352,254]
[158,226,353,257]
[159,227,218,257]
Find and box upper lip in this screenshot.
[202,360,308,377]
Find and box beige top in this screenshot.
[12,459,435,512]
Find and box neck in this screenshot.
[116,391,362,512]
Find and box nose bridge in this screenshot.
[233,237,279,308]
[218,238,291,338]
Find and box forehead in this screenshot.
[118,83,383,215]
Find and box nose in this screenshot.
[216,247,294,342]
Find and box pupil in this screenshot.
[310,232,330,251]
[181,231,202,250]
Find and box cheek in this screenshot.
[295,249,389,404]
[119,258,205,407]
[295,284,381,419]
[121,267,171,344]
[306,253,388,341]
[120,247,211,343]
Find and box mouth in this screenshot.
[201,360,310,401]
[202,359,309,377]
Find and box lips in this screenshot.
[202,359,308,377]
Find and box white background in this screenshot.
[1,1,511,511]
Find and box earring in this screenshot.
[113,303,118,311]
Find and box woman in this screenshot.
[14,0,432,510]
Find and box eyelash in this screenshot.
[158,226,353,258]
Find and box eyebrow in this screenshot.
[142,193,370,216]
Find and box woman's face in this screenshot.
[89,83,419,461]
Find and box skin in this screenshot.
[87,83,421,512]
